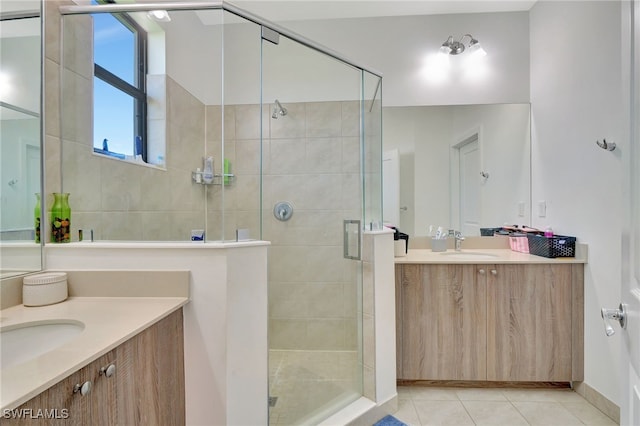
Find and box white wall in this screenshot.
[284,11,530,106]
[164,9,529,107]
[530,0,625,405]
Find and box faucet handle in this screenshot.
[454,231,464,240]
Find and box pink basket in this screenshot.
[509,234,529,253]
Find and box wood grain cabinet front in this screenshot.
[4,309,185,426]
[396,263,583,383]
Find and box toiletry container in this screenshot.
[203,156,214,184]
[23,272,68,306]
[392,227,409,257]
[431,238,448,252]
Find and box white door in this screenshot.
[383,149,400,227]
[618,2,640,423]
[458,138,481,235]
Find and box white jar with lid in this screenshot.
[22,272,68,306]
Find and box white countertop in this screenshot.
[395,248,587,264]
[0,296,188,410]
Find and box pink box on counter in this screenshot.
[509,234,529,253]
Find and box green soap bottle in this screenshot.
[34,193,41,243]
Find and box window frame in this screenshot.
[93,3,148,162]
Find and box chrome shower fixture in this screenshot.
[439,34,486,56]
[272,99,288,119]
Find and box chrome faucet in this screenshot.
[454,231,465,251]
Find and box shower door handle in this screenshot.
[343,220,361,260]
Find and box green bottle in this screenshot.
[34,193,41,243]
[50,192,71,243]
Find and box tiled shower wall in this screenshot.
[48,6,208,241]
[262,101,363,351]
[207,100,364,351]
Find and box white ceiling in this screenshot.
[230,0,538,22]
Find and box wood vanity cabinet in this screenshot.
[5,309,185,426]
[395,264,487,381]
[396,263,584,383]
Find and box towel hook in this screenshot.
[596,139,616,151]
[480,171,490,179]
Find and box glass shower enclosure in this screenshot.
[58,2,382,424]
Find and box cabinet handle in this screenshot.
[478,269,486,274]
[491,269,497,275]
[100,363,116,378]
[73,381,92,396]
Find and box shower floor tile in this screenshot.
[268,349,361,426]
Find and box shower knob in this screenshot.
[273,202,293,221]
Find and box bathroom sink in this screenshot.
[1,320,84,370]
[439,251,499,259]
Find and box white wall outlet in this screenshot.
[518,202,525,217]
[538,200,547,218]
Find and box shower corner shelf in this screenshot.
[191,170,235,186]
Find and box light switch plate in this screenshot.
[538,201,546,218]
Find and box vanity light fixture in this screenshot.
[440,34,487,57]
[147,10,171,22]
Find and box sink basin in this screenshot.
[1,320,84,370]
[439,251,499,259]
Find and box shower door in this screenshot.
[261,29,364,425]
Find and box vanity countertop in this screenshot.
[395,248,587,264]
[0,296,188,411]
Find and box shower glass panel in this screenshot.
[215,10,262,242]
[262,33,364,425]
[363,72,383,230]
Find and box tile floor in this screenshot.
[394,386,618,426]
[268,350,361,426]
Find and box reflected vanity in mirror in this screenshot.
[383,103,531,238]
[0,3,42,278]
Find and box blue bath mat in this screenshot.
[374,415,407,426]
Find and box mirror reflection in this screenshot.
[0,6,42,278]
[384,103,531,237]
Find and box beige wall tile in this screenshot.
[305,138,342,173]
[44,58,60,138]
[269,102,305,139]
[306,102,341,138]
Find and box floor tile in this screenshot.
[397,386,413,401]
[455,388,508,401]
[410,387,459,401]
[512,401,584,425]
[393,399,421,426]
[413,400,475,426]
[503,388,585,403]
[561,401,618,426]
[462,401,528,425]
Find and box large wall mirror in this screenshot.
[383,103,531,238]
[0,1,42,278]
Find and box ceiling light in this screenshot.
[147,10,171,22]
[440,34,486,56]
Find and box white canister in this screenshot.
[23,272,68,306]
[394,240,406,257]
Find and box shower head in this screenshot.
[272,99,287,119]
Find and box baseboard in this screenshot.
[572,381,620,424]
[398,380,571,389]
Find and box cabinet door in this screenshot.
[5,351,115,426]
[116,309,185,425]
[398,264,487,380]
[486,264,573,381]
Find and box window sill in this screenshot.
[92,151,166,171]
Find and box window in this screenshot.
[92,1,147,161]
